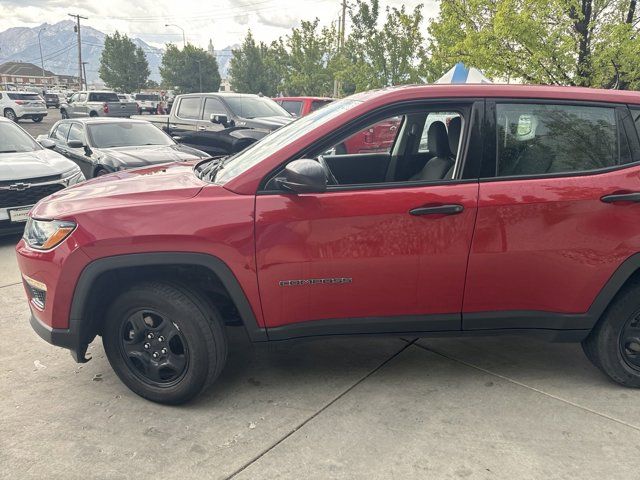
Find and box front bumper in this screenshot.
[30,309,89,363]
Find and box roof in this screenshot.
[59,117,151,125]
[178,92,261,98]
[0,90,42,94]
[276,96,334,101]
[351,84,640,105]
[0,61,56,77]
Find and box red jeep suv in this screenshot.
[16,84,640,404]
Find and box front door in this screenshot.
[255,103,481,336]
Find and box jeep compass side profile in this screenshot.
[16,84,640,404]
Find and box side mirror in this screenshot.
[210,113,228,126]
[38,138,56,149]
[276,159,327,194]
[67,140,84,149]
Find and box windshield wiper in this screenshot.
[0,150,18,153]
[196,156,228,181]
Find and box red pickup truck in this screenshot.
[17,84,640,403]
[274,96,333,117]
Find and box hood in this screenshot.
[0,149,77,182]
[31,161,208,219]
[240,115,293,131]
[98,144,209,168]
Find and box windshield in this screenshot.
[225,96,290,119]
[0,122,40,153]
[215,98,361,183]
[87,122,174,148]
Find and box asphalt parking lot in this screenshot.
[2,111,640,479]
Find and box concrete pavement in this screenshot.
[1,231,639,479]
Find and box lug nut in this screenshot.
[144,343,151,349]
[161,348,168,355]
[147,333,154,339]
[152,352,159,359]
[158,336,165,342]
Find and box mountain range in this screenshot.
[0,20,236,84]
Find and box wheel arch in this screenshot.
[588,253,640,325]
[70,253,267,358]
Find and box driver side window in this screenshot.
[317,107,467,187]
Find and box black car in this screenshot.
[39,118,210,179]
[44,93,60,109]
[134,93,294,156]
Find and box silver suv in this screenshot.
[60,91,138,119]
[0,91,47,123]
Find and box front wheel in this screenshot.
[102,281,228,404]
[4,108,17,122]
[582,281,640,387]
[60,109,69,119]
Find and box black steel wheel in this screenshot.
[582,281,640,387]
[118,309,189,387]
[620,311,640,371]
[103,281,228,404]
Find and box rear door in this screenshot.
[463,100,640,330]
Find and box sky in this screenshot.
[0,0,440,49]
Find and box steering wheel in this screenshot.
[317,154,339,186]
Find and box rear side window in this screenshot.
[495,103,623,177]
[176,97,201,119]
[280,100,303,116]
[89,92,119,102]
[310,100,332,112]
[8,93,41,101]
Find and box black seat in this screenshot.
[411,121,454,181]
[448,116,462,157]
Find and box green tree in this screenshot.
[428,0,640,88]
[160,43,221,94]
[99,31,150,93]
[229,31,282,96]
[280,20,338,96]
[337,0,428,92]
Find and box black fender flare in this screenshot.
[587,252,640,323]
[69,253,267,359]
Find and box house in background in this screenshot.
[0,61,81,90]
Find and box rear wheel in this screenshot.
[60,109,69,119]
[32,115,43,123]
[89,111,98,118]
[582,282,640,387]
[102,281,227,404]
[4,108,17,122]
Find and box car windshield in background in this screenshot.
[0,122,40,153]
[136,94,160,101]
[215,98,361,183]
[87,122,174,148]
[89,92,119,102]
[7,93,42,101]
[225,96,290,119]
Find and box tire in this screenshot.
[102,281,227,404]
[94,168,109,177]
[334,143,347,155]
[32,115,43,123]
[582,281,640,387]
[60,109,69,119]
[4,108,17,122]
[89,111,98,118]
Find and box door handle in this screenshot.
[198,126,206,131]
[601,192,640,203]
[409,204,464,216]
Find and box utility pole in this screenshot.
[68,13,88,90]
[82,62,89,90]
[333,0,348,97]
[37,28,46,90]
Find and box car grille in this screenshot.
[0,183,64,208]
[0,174,62,188]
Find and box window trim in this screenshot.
[258,98,482,194]
[481,98,635,183]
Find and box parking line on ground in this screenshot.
[0,282,20,289]
[411,341,640,433]
[224,338,418,480]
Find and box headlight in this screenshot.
[23,218,76,250]
[62,168,86,186]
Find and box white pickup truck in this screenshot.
[60,91,138,119]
